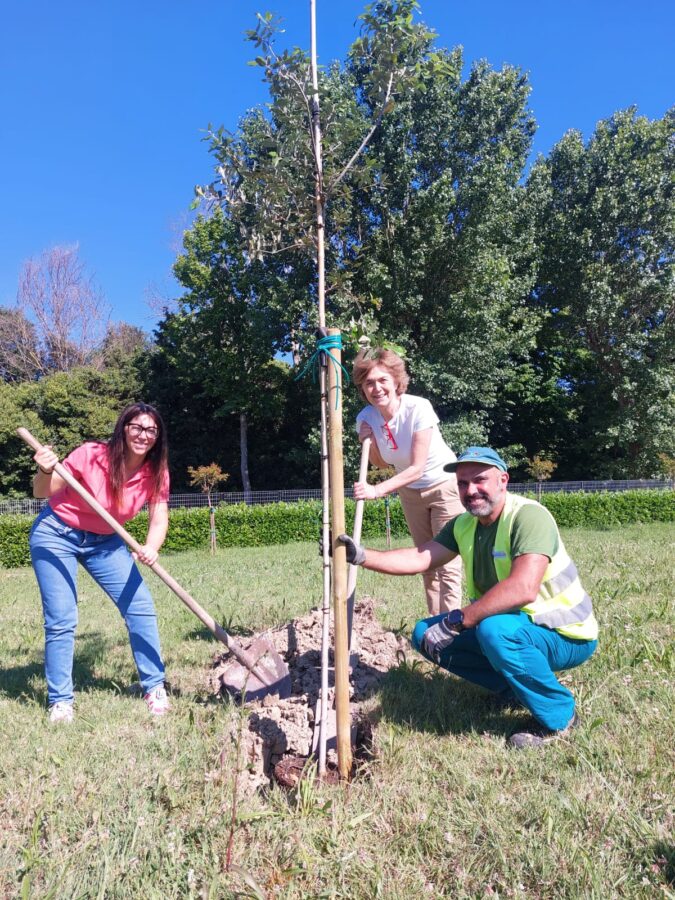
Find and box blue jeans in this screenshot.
[412,610,597,731]
[30,507,165,705]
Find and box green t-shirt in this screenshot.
[434,502,560,596]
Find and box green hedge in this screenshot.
[1,490,672,569]
[129,500,410,551]
[0,515,33,569]
[538,490,675,527]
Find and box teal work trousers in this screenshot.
[412,610,597,731]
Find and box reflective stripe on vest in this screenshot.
[453,493,598,641]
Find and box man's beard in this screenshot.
[464,489,503,518]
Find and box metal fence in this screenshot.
[510,479,672,494]
[0,479,670,517]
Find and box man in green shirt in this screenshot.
[340,447,598,749]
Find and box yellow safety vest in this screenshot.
[454,493,598,641]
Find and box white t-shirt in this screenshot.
[356,394,457,490]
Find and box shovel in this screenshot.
[347,437,371,651]
[17,427,291,703]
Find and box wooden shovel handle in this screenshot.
[347,437,371,598]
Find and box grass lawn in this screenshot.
[0,523,673,898]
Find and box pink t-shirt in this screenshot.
[49,442,170,534]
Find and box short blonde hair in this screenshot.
[352,348,410,402]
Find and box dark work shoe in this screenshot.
[507,712,580,749]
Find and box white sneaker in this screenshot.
[144,684,170,716]
[49,702,74,724]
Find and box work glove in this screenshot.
[337,534,366,566]
[422,616,461,664]
[318,531,366,566]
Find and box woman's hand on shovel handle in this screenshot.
[353,480,380,501]
[32,445,66,498]
[132,544,159,566]
[33,445,58,475]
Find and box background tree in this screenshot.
[520,108,675,478]
[149,211,315,491]
[91,322,151,404]
[525,452,557,501]
[0,380,43,495]
[345,47,541,437]
[0,308,41,382]
[7,245,111,377]
[656,453,675,488]
[96,322,150,366]
[0,366,139,496]
[187,463,229,553]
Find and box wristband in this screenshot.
[38,466,54,475]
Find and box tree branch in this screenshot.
[327,70,395,195]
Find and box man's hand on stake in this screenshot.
[337,534,366,566]
[423,616,461,663]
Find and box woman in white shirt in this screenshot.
[352,348,463,614]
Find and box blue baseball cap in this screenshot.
[444,446,508,473]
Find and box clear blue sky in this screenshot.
[1,0,673,331]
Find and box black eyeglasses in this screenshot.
[126,423,159,440]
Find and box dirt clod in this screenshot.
[210,598,407,792]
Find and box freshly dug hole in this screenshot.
[210,598,408,791]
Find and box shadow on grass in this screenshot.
[0,631,135,704]
[377,659,522,737]
[652,841,675,888]
[183,621,254,642]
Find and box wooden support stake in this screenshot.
[317,358,331,776]
[326,326,352,779]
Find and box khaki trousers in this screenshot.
[398,477,464,615]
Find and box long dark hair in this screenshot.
[107,402,169,503]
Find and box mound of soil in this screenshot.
[209,598,408,792]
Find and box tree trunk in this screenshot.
[239,411,252,501]
[207,488,216,554]
[290,330,302,368]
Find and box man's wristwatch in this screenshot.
[446,608,465,632]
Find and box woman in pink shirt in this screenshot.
[29,402,171,723]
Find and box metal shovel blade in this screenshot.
[219,636,292,703]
